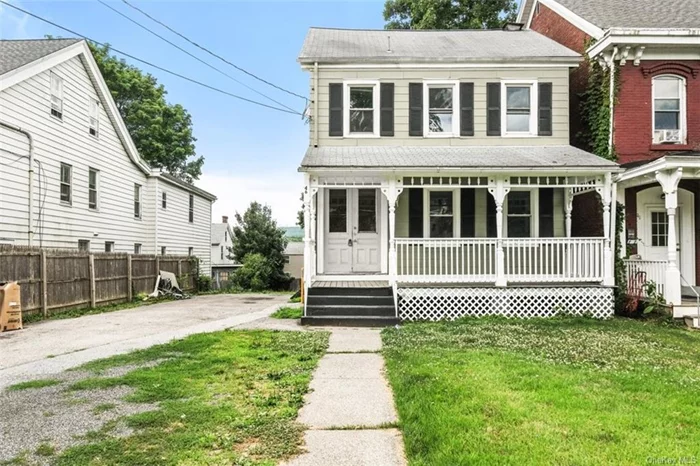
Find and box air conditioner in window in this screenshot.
[654,129,681,144]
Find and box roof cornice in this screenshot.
[587,28,700,58]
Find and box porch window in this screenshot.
[653,75,684,144]
[357,189,376,233]
[502,81,537,136]
[429,191,454,238]
[651,211,668,247]
[328,189,347,233]
[507,191,532,238]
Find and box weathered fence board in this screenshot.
[0,245,197,318]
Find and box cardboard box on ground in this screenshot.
[0,282,22,332]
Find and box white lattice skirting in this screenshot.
[397,286,614,321]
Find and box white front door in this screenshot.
[324,188,381,274]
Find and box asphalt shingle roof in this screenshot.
[300,146,618,170]
[555,0,700,29]
[298,28,580,64]
[0,39,81,75]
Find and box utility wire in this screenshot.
[0,1,302,115]
[120,0,308,101]
[97,0,299,114]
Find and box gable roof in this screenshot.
[522,0,700,30]
[298,28,580,64]
[0,39,80,75]
[159,173,217,201]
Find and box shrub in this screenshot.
[233,253,290,291]
[195,274,213,292]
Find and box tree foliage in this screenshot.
[89,43,204,182]
[297,191,305,229]
[230,202,289,289]
[383,0,518,30]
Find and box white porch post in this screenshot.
[382,179,402,285]
[564,188,574,238]
[302,174,313,287]
[310,187,318,278]
[656,168,683,305]
[489,177,509,287]
[601,173,614,286]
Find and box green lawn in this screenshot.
[53,329,328,465]
[382,317,700,466]
[271,306,303,319]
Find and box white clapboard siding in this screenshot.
[311,67,570,146]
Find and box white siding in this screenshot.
[155,178,213,276]
[0,55,153,253]
[211,224,236,267]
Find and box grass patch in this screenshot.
[92,403,117,415]
[55,329,329,465]
[383,317,700,466]
[6,379,61,391]
[271,306,303,319]
[34,443,55,457]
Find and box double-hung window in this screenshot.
[653,75,685,144]
[188,194,194,223]
[134,184,142,219]
[60,163,72,204]
[50,72,63,120]
[344,82,379,136]
[89,98,99,137]
[88,168,98,210]
[506,191,533,238]
[424,82,458,136]
[428,191,455,238]
[162,191,167,209]
[502,81,537,136]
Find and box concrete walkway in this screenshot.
[284,328,406,466]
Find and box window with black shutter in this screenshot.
[328,83,343,136]
[460,83,474,136]
[408,188,423,238]
[460,189,475,237]
[539,188,554,237]
[408,83,423,136]
[486,83,501,136]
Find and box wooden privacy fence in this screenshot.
[0,246,197,318]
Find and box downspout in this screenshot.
[608,46,618,158]
[313,62,319,147]
[0,120,34,246]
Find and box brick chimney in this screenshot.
[222,215,228,223]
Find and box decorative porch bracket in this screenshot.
[381,178,404,286]
[655,168,684,304]
[488,177,511,287]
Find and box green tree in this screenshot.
[89,43,204,182]
[296,191,305,229]
[384,0,517,30]
[231,202,289,289]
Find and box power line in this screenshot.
[97,0,299,114]
[120,0,308,101]
[0,1,302,116]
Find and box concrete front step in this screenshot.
[301,315,399,327]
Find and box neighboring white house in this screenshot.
[211,215,239,286]
[298,28,620,324]
[283,241,304,280]
[0,39,216,275]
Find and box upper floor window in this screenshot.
[162,191,167,209]
[502,81,537,136]
[88,168,98,210]
[89,98,99,137]
[653,75,685,144]
[134,184,142,219]
[50,72,63,120]
[60,163,72,204]
[188,194,194,223]
[424,82,459,137]
[344,82,379,136]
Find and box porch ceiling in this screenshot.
[300,146,619,172]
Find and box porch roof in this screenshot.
[616,154,700,184]
[300,146,619,172]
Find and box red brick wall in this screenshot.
[614,62,700,165]
[530,3,590,148]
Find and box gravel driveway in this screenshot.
[0,293,289,390]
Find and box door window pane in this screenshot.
[651,211,668,247]
[428,87,453,133]
[429,191,453,238]
[357,189,376,233]
[328,189,347,233]
[507,191,531,238]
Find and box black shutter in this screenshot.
[538,82,553,136]
[460,188,475,238]
[380,83,394,136]
[409,83,423,136]
[460,82,474,136]
[408,188,423,238]
[329,83,343,137]
[486,194,497,238]
[486,83,501,136]
[539,188,554,237]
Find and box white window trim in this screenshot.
[423,80,460,138]
[343,80,380,138]
[651,74,687,145]
[501,80,539,137]
[504,189,539,238]
[423,188,461,238]
[88,167,99,211]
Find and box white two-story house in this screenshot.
[210,215,239,287]
[298,28,620,324]
[0,39,215,274]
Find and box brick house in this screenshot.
[519,0,700,315]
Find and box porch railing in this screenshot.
[623,259,667,298]
[395,237,605,284]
